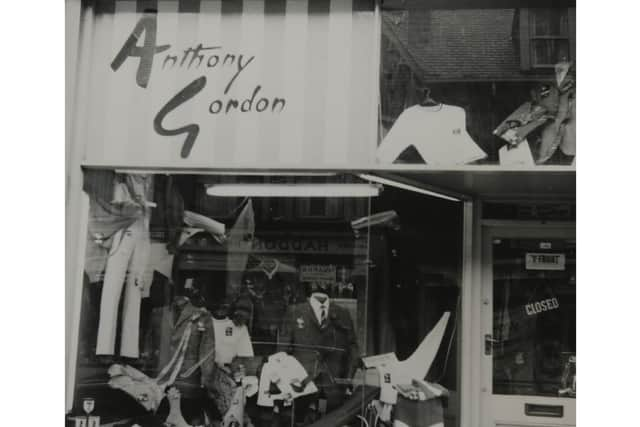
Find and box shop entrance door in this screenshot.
[481,225,576,427]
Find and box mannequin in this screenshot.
[211,298,255,370]
[278,282,359,422]
[207,298,255,425]
[96,173,154,358]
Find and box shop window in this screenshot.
[519,8,576,70]
[72,170,463,427]
[379,5,577,166]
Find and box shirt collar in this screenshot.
[309,293,330,320]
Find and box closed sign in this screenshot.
[525,253,566,271]
[525,298,560,316]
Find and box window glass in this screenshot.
[531,8,569,36]
[72,170,462,427]
[75,171,374,426]
[532,39,570,66]
[492,238,576,398]
[379,4,576,166]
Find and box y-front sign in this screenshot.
[83,2,378,168]
[525,253,566,271]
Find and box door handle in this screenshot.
[485,334,499,355]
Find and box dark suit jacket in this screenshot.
[279,300,359,382]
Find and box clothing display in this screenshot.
[377,104,487,165]
[183,210,227,242]
[217,376,259,427]
[374,312,450,405]
[279,297,359,383]
[84,171,145,283]
[257,352,318,407]
[560,97,576,156]
[207,364,238,417]
[96,174,154,358]
[493,101,552,147]
[145,299,216,397]
[212,317,255,368]
[108,364,166,412]
[308,293,330,328]
[495,61,576,165]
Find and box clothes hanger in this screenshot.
[420,87,440,107]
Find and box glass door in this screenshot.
[482,226,575,427]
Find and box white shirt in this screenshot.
[377,104,486,165]
[211,317,254,367]
[309,294,330,325]
[257,352,318,407]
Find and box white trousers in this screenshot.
[96,219,150,358]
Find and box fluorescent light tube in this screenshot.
[358,174,460,202]
[206,172,337,176]
[206,183,380,198]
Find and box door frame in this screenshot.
[479,222,576,427]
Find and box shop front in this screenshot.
[66,1,576,427]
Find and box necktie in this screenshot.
[320,305,327,328]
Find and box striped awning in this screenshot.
[80,0,379,169]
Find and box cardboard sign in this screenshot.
[299,264,336,282]
[525,297,560,316]
[525,253,566,271]
[362,352,399,369]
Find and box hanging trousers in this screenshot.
[96,218,150,358]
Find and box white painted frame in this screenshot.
[66,0,92,412]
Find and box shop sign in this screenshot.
[300,264,337,282]
[83,1,378,168]
[525,298,560,316]
[525,253,566,271]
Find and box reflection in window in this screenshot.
[73,170,463,427]
[379,6,576,166]
[492,239,576,398]
[530,8,572,66]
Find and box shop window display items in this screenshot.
[72,172,460,427]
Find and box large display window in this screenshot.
[379,2,576,167]
[69,170,463,427]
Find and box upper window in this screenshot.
[520,8,576,70]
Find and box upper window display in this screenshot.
[379,4,576,167]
